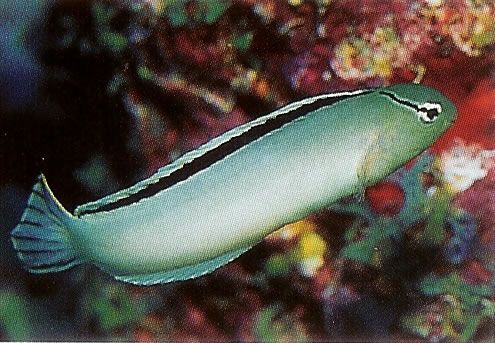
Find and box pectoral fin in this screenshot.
[357,131,382,192]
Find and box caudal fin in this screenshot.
[11,175,83,273]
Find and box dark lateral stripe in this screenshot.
[379,91,421,112]
[80,91,371,215]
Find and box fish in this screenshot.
[10,83,457,285]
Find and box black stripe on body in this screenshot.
[379,91,421,111]
[379,91,441,123]
[79,91,372,215]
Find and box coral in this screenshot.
[1,0,494,341]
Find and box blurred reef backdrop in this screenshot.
[0,0,494,341]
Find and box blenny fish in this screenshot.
[11,84,456,285]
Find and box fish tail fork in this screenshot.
[11,174,83,273]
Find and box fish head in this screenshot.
[384,83,457,131]
[359,83,457,186]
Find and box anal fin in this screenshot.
[113,246,252,286]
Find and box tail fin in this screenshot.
[11,175,83,273]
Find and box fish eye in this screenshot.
[418,102,442,123]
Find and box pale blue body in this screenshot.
[11,84,456,285]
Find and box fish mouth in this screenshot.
[450,110,458,123]
[444,117,455,130]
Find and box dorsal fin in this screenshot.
[74,121,254,217]
[74,90,369,217]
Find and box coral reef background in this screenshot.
[0,0,494,341]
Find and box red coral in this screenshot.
[432,78,495,152]
[462,260,493,285]
[133,328,156,342]
[365,181,405,216]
